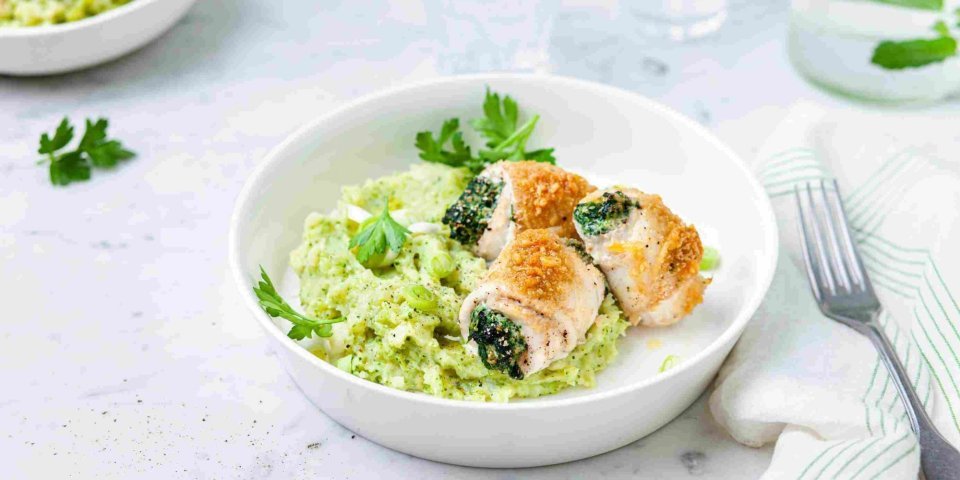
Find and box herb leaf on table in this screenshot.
[39,118,74,155]
[36,116,135,186]
[49,151,92,186]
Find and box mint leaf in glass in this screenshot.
[865,0,943,11]
[933,20,950,37]
[871,36,957,69]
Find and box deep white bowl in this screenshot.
[0,0,196,76]
[229,74,778,468]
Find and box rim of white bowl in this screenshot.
[228,73,780,410]
[0,0,163,37]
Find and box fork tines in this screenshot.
[794,180,873,302]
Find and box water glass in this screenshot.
[625,0,728,41]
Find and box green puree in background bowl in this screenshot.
[0,0,132,27]
[290,164,630,402]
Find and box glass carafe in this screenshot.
[789,0,960,103]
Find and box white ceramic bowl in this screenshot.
[229,74,778,468]
[0,0,196,76]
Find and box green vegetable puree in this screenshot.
[0,0,131,27]
[290,164,629,402]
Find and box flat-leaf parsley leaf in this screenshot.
[473,88,556,165]
[415,88,556,173]
[415,119,484,171]
[471,89,519,147]
[253,266,344,340]
[39,118,74,155]
[349,202,410,267]
[36,116,135,186]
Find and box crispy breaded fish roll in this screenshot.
[458,229,605,379]
[573,187,709,327]
[442,161,594,261]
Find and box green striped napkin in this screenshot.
[709,103,960,479]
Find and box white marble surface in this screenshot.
[3,1,955,478]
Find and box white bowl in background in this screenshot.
[0,0,196,76]
[229,74,778,468]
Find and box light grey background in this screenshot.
[2,0,956,478]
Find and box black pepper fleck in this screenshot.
[680,451,706,475]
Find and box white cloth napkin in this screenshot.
[709,103,960,479]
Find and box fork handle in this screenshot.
[865,322,960,479]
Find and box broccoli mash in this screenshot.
[290,164,629,402]
[0,0,131,27]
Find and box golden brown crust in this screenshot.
[652,225,702,304]
[678,277,710,319]
[485,229,576,302]
[503,161,595,238]
[632,194,703,305]
[594,190,706,324]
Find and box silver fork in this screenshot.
[795,180,960,479]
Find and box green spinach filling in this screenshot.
[468,305,527,380]
[442,176,503,246]
[564,237,593,264]
[573,190,640,236]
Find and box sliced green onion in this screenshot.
[345,204,373,224]
[360,248,399,269]
[659,354,680,373]
[426,252,455,279]
[700,246,720,271]
[401,284,438,313]
[335,355,355,373]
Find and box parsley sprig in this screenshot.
[414,119,485,171]
[253,266,344,340]
[37,117,135,186]
[415,88,556,173]
[349,202,410,267]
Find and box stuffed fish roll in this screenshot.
[442,161,594,261]
[573,187,709,327]
[458,229,606,379]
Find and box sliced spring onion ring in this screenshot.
[345,204,373,223]
[659,354,680,373]
[346,205,441,235]
[408,222,443,234]
[700,246,720,271]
